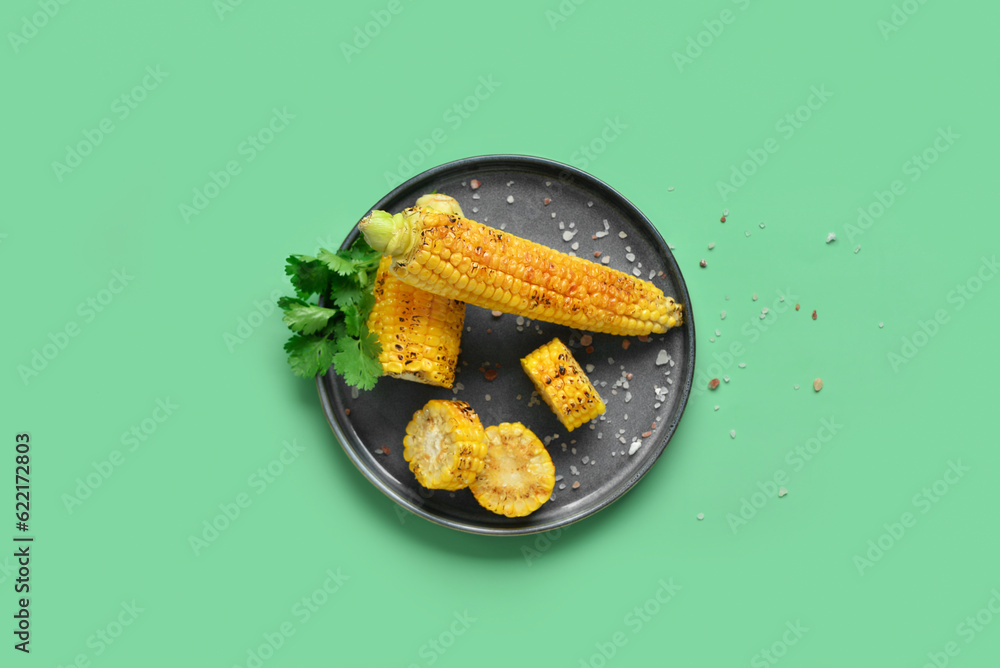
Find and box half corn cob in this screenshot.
[367,256,465,388]
[403,400,487,490]
[471,423,555,518]
[358,206,683,336]
[522,338,605,432]
[365,195,466,388]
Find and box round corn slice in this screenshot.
[403,400,486,491]
[471,423,555,517]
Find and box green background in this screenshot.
[4,0,1000,665]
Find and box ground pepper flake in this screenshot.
[381,446,390,455]
[795,304,801,311]
[344,408,351,416]
[720,216,726,222]
[812,310,817,320]
[470,179,481,189]
[622,340,631,350]
[641,431,652,438]
[594,251,601,258]
[585,346,594,354]
[543,197,551,205]
[637,335,649,343]
[708,378,720,390]
[484,369,498,381]
[700,259,707,268]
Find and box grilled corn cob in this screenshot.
[358,206,683,336]
[365,195,466,388]
[367,256,465,388]
[471,423,555,517]
[403,400,487,490]
[522,338,605,432]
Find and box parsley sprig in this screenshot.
[279,237,384,390]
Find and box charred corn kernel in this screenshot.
[521,338,605,432]
[367,256,465,388]
[471,423,555,518]
[358,207,684,336]
[403,400,487,491]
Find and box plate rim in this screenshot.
[316,153,697,536]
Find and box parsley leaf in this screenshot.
[285,255,330,299]
[278,236,385,390]
[317,248,357,276]
[332,327,382,390]
[284,335,338,378]
[280,301,339,335]
[328,273,364,309]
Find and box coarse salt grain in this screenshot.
[506,195,514,204]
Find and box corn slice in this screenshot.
[403,400,486,491]
[522,338,605,432]
[471,423,555,517]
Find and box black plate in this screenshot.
[317,155,695,535]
